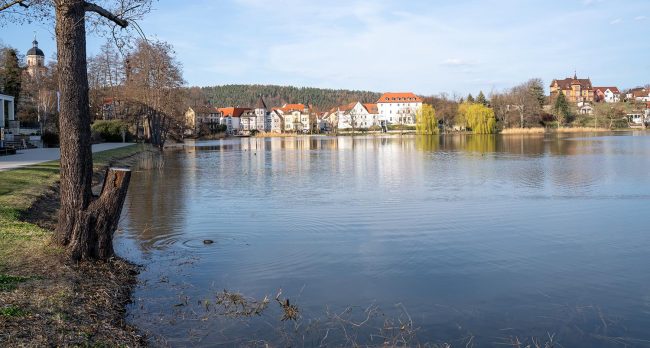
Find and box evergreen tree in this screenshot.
[528,78,546,108]
[553,92,572,126]
[466,93,475,103]
[0,47,23,103]
[476,91,488,106]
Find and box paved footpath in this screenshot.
[0,143,133,171]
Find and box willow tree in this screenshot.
[415,104,438,134]
[457,102,496,134]
[1,0,151,260]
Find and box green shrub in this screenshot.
[91,120,131,142]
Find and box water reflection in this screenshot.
[117,133,650,347]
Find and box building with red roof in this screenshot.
[377,92,423,126]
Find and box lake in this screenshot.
[115,133,650,347]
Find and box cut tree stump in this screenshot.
[66,168,132,260]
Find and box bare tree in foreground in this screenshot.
[1,0,151,260]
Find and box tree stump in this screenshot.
[66,168,131,260]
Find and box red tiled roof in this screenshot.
[363,103,378,114]
[594,87,620,94]
[274,103,307,113]
[218,107,250,117]
[551,77,592,90]
[377,92,423,103]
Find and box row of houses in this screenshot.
[185,92,424,136]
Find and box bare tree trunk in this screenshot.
[52,0,132,261]
[54,0,95,248]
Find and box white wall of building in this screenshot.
[377,100,421,126]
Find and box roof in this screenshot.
[218,107,250,117]
[274,103,307,113]
[190,106,219,114]
[594,87,620,94]
[255,96,267,110]
[631,88,649,98]
[377,92,423,103]
[363,103,378,114]
[27,40,44,57]
[551,76,592,90]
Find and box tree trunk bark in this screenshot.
[53,0,94,247]
[52,0,132,261]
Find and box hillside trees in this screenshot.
[201,84,381,111]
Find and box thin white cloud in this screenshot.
[441,58,475,67]
[610,18,622,24]
[634,15,646,21]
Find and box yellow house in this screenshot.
[550,74,594,103]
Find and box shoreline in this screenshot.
[0,144,152,347]
[185,127,645,142]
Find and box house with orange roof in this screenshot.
[217,107,249,134]
[273,103,313,132]
[594,87,621,103]
[377,92,422,126]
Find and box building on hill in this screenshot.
[185,106,221,136]
[377,92,422,127]
[26,36,46,77]
[549,73,594,103]
[626,87,650,102]
[594,87,620,103]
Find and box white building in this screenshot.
[268,110,284,133]
[217,107,247,134]
[26,37,45,77]
[1,93,17,148]
[273,103,311,133]
[377,92,422,126]
[331,102,379,130]
[594,87,620,103]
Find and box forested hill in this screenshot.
[195,84,383,111]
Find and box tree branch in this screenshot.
[0,0,29,12]
[83,1,128,28]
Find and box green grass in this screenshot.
[0,305,28,317]
[0,274,30,291]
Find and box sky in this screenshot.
[2,0,649,95]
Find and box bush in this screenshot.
[91,120,131,142]
[42,131,59,147]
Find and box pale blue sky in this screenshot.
[2,0,649,95]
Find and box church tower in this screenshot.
[26,35,45,77]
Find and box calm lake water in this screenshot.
[116,133,650,347]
